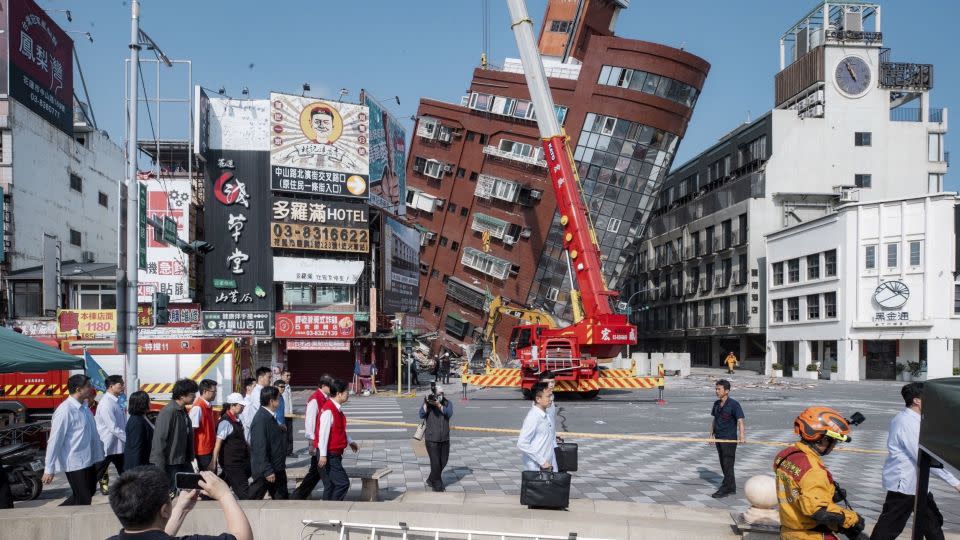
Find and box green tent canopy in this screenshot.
[0,326,84,372]
[919,377,960,471]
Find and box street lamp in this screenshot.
[67,30,93,43]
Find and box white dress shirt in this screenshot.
[882,408,960,494]
[45,396,105,475]
[517,405,558,471]
[283,384,293,418]
[303,393,327,443]
[239,384,263,443]
[317,399,354,457]
[188,397,209,428]
[95,392,127,456]
[216,418,234,440]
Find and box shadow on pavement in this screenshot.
[697,466,722,489]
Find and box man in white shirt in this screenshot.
[871,382,960,540]
[517,382,557,472]
[42,374,105,505]
[95,375,127,492]
[240,367,272,443]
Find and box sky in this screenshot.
[42,0,959,190]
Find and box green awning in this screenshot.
[0,327,84,373]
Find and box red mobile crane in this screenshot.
[498,0,644,398]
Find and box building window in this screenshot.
[887,243,898,268]
[787,259,800,283]
[461,247,511,280]
[433,306,442,316]
[773,262,783,286]
[824,249,837,276]
[607,218,622,233]
[98,192,109,207]
[423,300,431,310]
[855,174,872,188]
[865,245,876,269]
[451,241,459,251]
[854,132,872,146]
[549,20,572,33]
[807,254,820,280]
[447,203,458,213]
[465,131,476,142]
[460,207,469,217]
[70,229,82,247]
[824,292,837,318]
[70,173,82,193]
[469,171,478,181]
[596,65,699,108]
[807,294,820,319]
[928,173,943,193]
[456,168,465,178]
[479,134,488,145]
[787,297,799,321]
[12,281,42,318]
[439,236,448,247]
[430,269,440,278]
[928,133,944,162]
[909,241,921,266]
[77,283,117,310]
[773,299,784,323]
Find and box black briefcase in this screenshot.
[520,470,571,509]
[555,442,578,472]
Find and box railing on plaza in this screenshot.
[307,520,615,540]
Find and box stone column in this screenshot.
[798,340,812,378]
[838,339,861,381]
[926,338,952,379]
[765,340,778,376]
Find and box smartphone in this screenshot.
[175,472,203,490]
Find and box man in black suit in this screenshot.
[248,385,288,500]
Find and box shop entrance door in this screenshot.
[865,341,897,380]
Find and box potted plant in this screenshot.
[908,361,923,381]
[829,363,838,380]
[954,367,959,376]
[805,363,820,379]
[771,362,783,378]
[896,362,907,381]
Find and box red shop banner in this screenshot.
[285,339,352,351]
[275,313,355,339]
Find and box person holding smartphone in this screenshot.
[419,384,453,492]
[107,467,252,540]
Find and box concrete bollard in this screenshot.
[732,474,780,538]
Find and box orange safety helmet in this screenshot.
[794,406,852,443]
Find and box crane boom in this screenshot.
[504,0,635,358]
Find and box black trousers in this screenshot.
[249,470,288,500]
[62,465,97,506]
[715,442,737,492]
[322,455,350,501]
[196,454,214,472]
[221,465,250,500]
[284,418,294,455]
[0,465,14,509]
[425,440,450,486]
[293,453,327,499]
[870,491,945,540]
[95,453,125,483]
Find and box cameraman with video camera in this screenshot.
[419,384,453,492]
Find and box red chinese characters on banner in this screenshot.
[285,339,351,351]
[275,313,354,339]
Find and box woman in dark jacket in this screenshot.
[123,391,154,469]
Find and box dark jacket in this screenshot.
[419,397,453,442]
[150,401,194,467]
[250,406,285,478]
[124,414,154,469]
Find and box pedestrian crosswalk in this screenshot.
[342,395,410,438]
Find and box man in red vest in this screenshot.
[189,379,218,473]
[317,379,359,501]
[292,375,334,500]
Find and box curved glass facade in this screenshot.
[527,112,679,318]
[598,65,700,108]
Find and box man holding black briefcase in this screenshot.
[518,382,571,509]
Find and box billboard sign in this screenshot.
[202,311,272,336]
[270,196,369,253]
[286,339,351,351]
[7,0,74,133]
[138,303,201,328]
[269,92,369,198]
[382,216,421,313]
[275,313,355,339]
[273,257,363,284]
[57,309,117,338]
[363,91,407,215]
[201,150,274,311]
[137,179,191,302]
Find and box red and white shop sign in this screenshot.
[275,313,354,339]
[285,339,351,351]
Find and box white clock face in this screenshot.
[873,281,909,309]
[835,56,872,97]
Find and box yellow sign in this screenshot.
[270,222,369,253]
[56,309,118,338]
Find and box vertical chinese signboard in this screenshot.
[268,92,370,199]
[5,0,74,133]
[362,90,407,216]
[382,216,421,313]
[138,182,147,270]
[137,179,191,302]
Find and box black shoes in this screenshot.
[711,488,736,498]
[428,480,446,492]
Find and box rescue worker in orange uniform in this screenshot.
[774,406,868,540]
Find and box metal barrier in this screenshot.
[303,519,614,540]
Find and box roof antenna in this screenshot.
[746,110,752,124]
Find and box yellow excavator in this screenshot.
[478,296,557,370]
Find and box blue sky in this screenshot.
[44,0,958,189]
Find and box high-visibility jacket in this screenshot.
[774,442,860,540]
[192,398,216,456]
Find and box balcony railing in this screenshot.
[889,107,944,123]
[482,145,547,167]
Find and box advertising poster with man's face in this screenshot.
[268,92,370,199]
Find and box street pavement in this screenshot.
[34,369,960,533]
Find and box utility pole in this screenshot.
[124,0,141,393]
